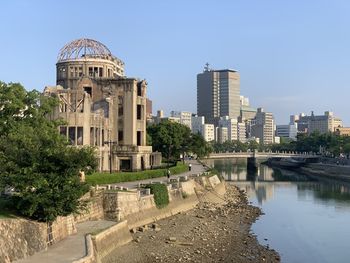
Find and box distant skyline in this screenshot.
[1,0,350,125]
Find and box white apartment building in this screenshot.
[218,116,238,141]
[237,122,247,143]
[251,108,275,145]
[170,111,192,129]
[202,124,215,142]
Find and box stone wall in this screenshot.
[48,215,76,245]
[75,192,104,223]
[0,214,78,262]
[0,219,47,263]
[103,191,155,220]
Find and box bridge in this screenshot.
[206,151,316,159]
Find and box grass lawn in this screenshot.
[86,162,188,185]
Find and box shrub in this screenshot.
[144,183,169,208]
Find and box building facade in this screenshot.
[170,111,192,129]
[201,124,215,142]
[251,108,275,144]
[276,123,298,140]
[237,122,247,143]
[44,38,161,172]
[292,111,343,134]
[191,115,205,134]
[218,116,238,141]
[197,65,240,125]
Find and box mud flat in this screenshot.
[103,184,280,263]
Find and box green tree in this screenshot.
[0,82,97,222]
[190,133,212,158]
[147,121,211,160]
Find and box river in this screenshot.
[204,158,350,263]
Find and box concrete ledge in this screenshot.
[72,234,95,263]
[92,220,132,261]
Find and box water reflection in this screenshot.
[204,158,350,263]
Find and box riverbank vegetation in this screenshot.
[270,132,350,156]
[0,82,97,222]
[86,162,188,185]
[147,121,212,160]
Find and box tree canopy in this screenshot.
[147,121,211,160]
[0,82,97,222]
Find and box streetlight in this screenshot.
[104,139,117,174]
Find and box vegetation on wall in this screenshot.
[0,82,97,222]
[144,183,169,208]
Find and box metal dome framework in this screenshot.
[57,38,113,62]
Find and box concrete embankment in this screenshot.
[76,175,226,263]
[300,163,350,182]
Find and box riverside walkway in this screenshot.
[113,159,206,189]
[15,160,206,263]
[15,220,116,263]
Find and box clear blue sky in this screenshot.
[1,0,349,125]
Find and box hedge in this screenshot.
[86,162,188,185]
[144,183,169,209]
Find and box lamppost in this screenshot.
[104,140,117,174]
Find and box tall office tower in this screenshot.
[197,65,240,125]
[251,108,275,145]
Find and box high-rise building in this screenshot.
[170,111,192,129]
[251,108,275,144]
[197,65,240,125]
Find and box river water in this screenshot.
[204,158,350,263]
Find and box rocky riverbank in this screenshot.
[103,184,280,263]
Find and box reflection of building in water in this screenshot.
[256,165,274,181]
[238,182,275,205]
[222,167,247,181]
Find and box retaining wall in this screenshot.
[92,220,132,263]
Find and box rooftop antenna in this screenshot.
[204,62,210,72]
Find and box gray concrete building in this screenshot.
[292,111,343,134]
[276,123,298,140]
[44,38,161,172]
[197,65,240,125]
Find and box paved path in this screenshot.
[15,160,207,263]
[114,159,207,189]
[15,220,116,263]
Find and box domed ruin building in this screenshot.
[44,38,161,171]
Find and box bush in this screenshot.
[144,183,169,209]
[86,162,188,185]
